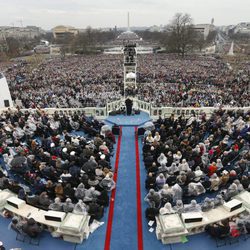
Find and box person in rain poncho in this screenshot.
[49,197,63,211]
[167,162,179,175]
[184,200,201,212]
[216,159,224,170]
[214,194,225,207]
[188,182,205,196]
[210,173,220,191]
[144,189,161,208]
[194,166,204,182]
[201,197,214,212]
[73,199,88,215]
[159,202,175,215]
[157,153,167,166]
[74,183,86,200]
[156,173,166,189]
[172,184,183,204]
[84,187,101,202]
[63,198,75,213]
[233,179,244,192]
[173,200,184,214]
[99,174,116,191]
[159,184,173,204]
[179,159,190,172]
[224,183,239,200]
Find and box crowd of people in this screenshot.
[3,55,123,108]
[0,52,250,245]
[1,54,249,109]
[0,108,117,238]
[137,54,250,107]
[142,108,250,237]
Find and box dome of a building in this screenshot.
[117,30,140,41]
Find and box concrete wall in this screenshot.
[0,76,13,108]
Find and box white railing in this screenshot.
[133,99,151,114]
[150,106,250,119]
[0,107,107,120]
[106,99,125,114]
[1,99,250,121]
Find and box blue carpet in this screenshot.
[110,127,138,250]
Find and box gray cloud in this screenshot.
[0,0,249,30]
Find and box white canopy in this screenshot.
[126,72,136,79]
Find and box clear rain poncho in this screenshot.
[159,202,175,215]
[99,175,116,191]
[188,182,205,196]
[172,184,183,203]
[184,200,201,212]
[73,199,88,215]
[49,197,62,211]
[157,153,168,166]
[63,198,75,213]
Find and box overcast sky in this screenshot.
[0,0,249,30]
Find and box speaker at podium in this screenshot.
[125,98,133,115]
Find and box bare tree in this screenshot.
[5,37,20,57]
[167,13,197,56]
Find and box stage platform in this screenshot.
[105,111,152,126]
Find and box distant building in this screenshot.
[52,25,79,39]
[117,30,141,42]
[104,46,153,54]
[193,24,215,39]
[116,13,142,43]
[147,25,165,32]
[0,26,45,39]
[49,44,62,55]
[233,22,250,34]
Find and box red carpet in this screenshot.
[135,127,144,250]
[104,127,122,250]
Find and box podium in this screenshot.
[0,190,16,210]
[56,213,90,243]
[156,214,188,244]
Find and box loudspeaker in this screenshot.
[4,100,10,107]
[44,210,66,222]
[223,199,242,212]
[182,212,203,223]
[7,197,25,209]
